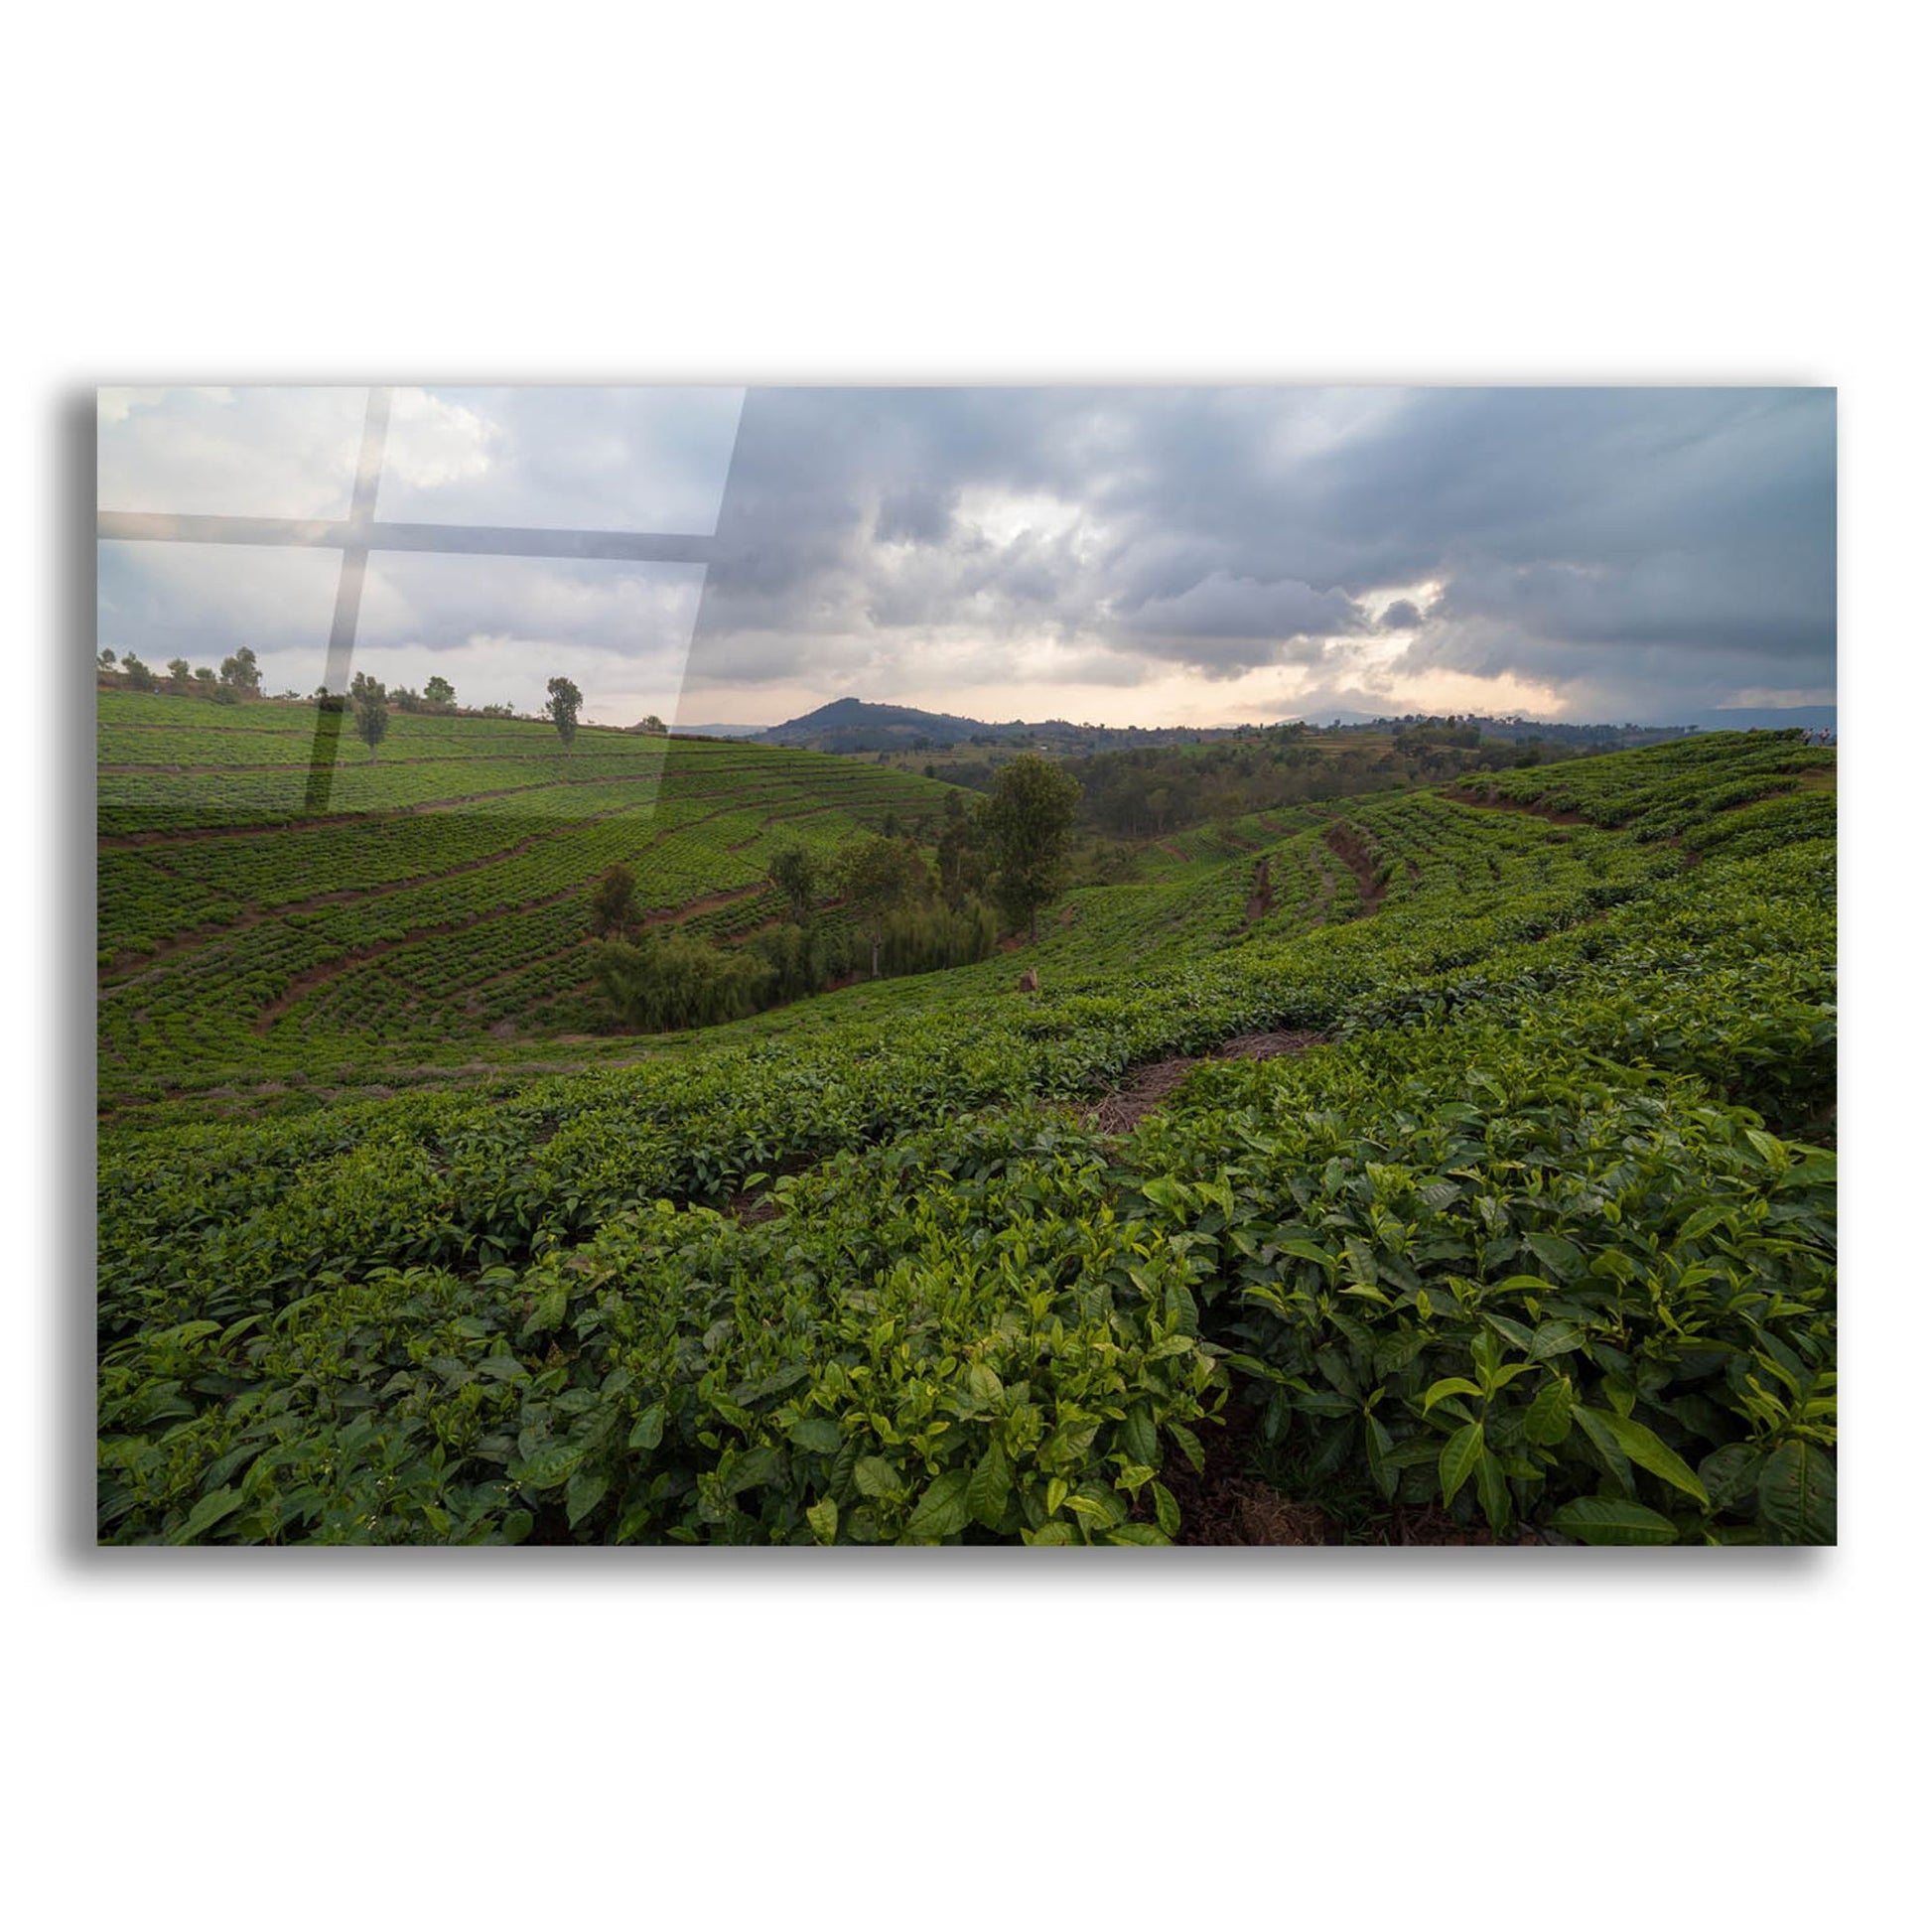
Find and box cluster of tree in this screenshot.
[584,755,1080,1033]
[99,645,260,702]
[388,676,457,713]
[1068,726,1595,837]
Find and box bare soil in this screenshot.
[1322,823,1387,913]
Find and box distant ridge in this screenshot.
[713,695,1839,754]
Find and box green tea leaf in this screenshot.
[1528,1320,1586,1360]
[1439,1421,1484,1506]
[788,1416,843,1454]
[515,1444,585,1491]
[907,1468,973,1541]
[1423,1376,1484,1414]
[1120,1406,1159,1469]
[853,1455,900,1499]
[1698,1441,1764,1512]
[806,1497,838,1545]
[565,1469,608,1529]
[1594,1411,1710,1505]
[966,1440,1012,1531]
[1525,1232,1583,1280]
[174,1486,244,1543]
[1757,1441,1836,1545]
[1522,1376,1574,1446]
[1153,1480,1180,1539]
[627,1404,666,1452]
[1365,1414,1397,1502]
[1474,1450,1512,1539]
[1549,1498,1680,1545]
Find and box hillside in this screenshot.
[759,696,992,750]
[98,689,963,1114]
[96,721,1837,1547]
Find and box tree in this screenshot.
[424,674,456,709]
[218,645,261,697]
[193,666,216,689]
[835,835,931,978]
[349,671,388,759]
[935,790,986,910]
[983,754,1082,942]
[546,675,584,752]
[589,862,639,939]
[767,844,820,924]
[166,656,192,692]
[97,648,116,669]
[119,653,156,691]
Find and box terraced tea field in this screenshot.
[98,691,957,1113]
[96,714,1838,1547]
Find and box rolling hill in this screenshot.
[96,705,1838,1547]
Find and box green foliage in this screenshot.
[97,1110,1223,1544]
[767,843,820,924]
[219,646,261,697]
[878,897,1000,976]
[935,789,987,909]
[349,671,388,759]
[1131,1022,1835,1545]
[591,928,773,1032]
[424,675,455,708]
[588,863,639,940]
[95,720,1835,1545]
[835,834,933,976]
[545,676,584,752]
[983,754,1082,941]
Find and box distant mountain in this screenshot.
[669,722,768,740]
[759,697,1255,754]
[759,698,993,752]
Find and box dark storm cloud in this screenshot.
[686,384,1836,716]
[97,385,1837,724]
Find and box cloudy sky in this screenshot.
[96,384,1835,729]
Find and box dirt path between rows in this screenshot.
[1321,823,1387,913]
[1083,1029,1326,1134]
[1442,787,1589,827]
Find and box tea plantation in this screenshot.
[96,696,1837,1546]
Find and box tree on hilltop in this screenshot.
[219,646,261,698]
[424,674,456,709]
[350,671,388,759]
[546,676,584,752]
[166,657,192,693]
